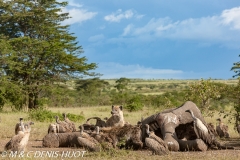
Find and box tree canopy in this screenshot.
[232,55,240,78]
[114,77,130,93]
[75,78,109,96]
[0,0,97,109]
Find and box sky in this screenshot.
[59,0,240,79]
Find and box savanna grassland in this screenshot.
[0,79,240,160]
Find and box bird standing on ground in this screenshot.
[185,109,212,145]
[77,125,100,152]
[216,118,230,138]
[144,124,169,155]
[55,115,72,133]
[5,119,33,152]
[62,113,76,132]
[15,118,24,135]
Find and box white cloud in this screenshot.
[57,0,97,25]
[67,0,82,8]
[61,7,97,25]
[221,7,240,30]
[95,62,184,79]
[104,9,143,22]
[88,34,105,42]
[121,7,240,46]
[122,24,134,36]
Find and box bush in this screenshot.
[125,95,143,112]
[28,107,85,122]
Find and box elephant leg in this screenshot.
[161,121,179,151]
[178,139,208,151]
[164,133,179,151]
[77,137,100,152]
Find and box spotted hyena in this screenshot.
[100,124,143,150]
[106,105,125,127]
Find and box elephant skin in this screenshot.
[178,139,208,151]
[141,101,215,152]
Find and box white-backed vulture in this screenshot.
[5,120,33,152]
[207,123,218,137]
[15,118,24,135]
[62,113,76,132]
[145,124,169,155]
[185,109,212,145]
[47,123,59,134]
[77,125,100,152]
[216,118,230,138]
[15,119,34,134]
[89,126,114,150]
[55,115,72,133]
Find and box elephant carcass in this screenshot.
[141,101,214,151]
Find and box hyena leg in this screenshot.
[126,137,143,150]
[109,134,118,148]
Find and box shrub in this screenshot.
[125,95,143,112]
[28,107,85,122]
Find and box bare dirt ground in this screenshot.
[1,137,240,160]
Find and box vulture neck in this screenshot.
[80,125,84,134]
[95,126,99,134]
[188,110,197,121]
[20,119,25,133]
[55,116,60,123]
[145,124,150,135]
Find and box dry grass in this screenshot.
[0,106,240,160]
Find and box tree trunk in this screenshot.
[28,92,38,109]
[28,92,34,109]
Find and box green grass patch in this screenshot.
[28,107,85,123]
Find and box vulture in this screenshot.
[144,124,169,155]
[77,125,100,152]
[216,118,230,138]
[207,123,218,137]
[5,120,33,152]
[89,126,113,150]
[15,118,34,135]
[15,118,24,135]
[55,115,72,133]
[47,123,59,134]
[62,113,76,132]
[185,109,213,145]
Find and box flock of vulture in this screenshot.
[3,103,240,156]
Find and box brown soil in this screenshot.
[0,137,240,160]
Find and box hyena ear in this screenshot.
[112,105,114,109]
[120,106,123,110]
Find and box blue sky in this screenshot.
[59,0,240,79]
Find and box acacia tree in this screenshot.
[231,58,240,127]
[0,0,97,109]
[75,78,109,96]
[232,55,240,78]
[114,77,130,93]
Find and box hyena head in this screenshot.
[111,105,123,117]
